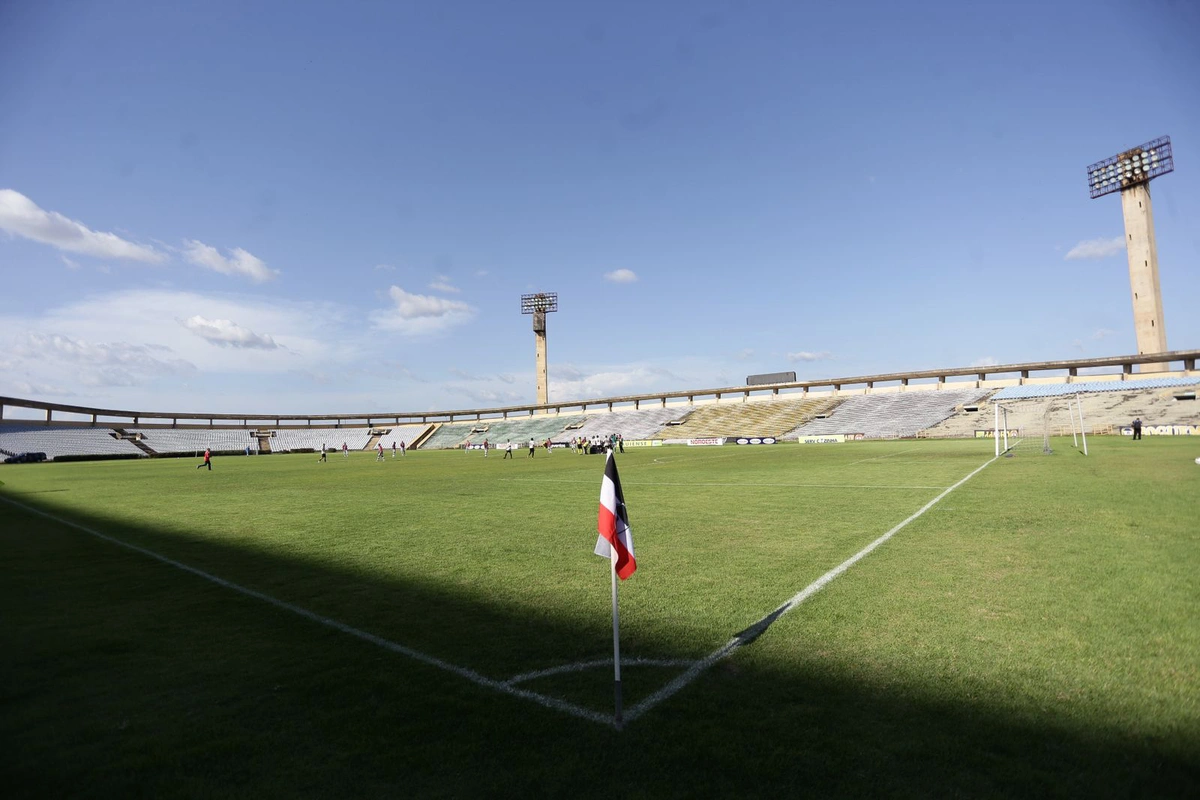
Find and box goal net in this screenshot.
[992,396,1088,457]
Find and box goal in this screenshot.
[993,396,1088,457]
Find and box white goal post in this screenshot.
[993,395,1088,457]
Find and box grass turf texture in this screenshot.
[1,437,1197,797]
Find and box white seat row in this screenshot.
[788,389,991,439]
[0,426,144,461]
[129,428,257,454]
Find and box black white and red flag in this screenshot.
[595,451,636,580]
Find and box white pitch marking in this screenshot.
[502,478,947,490]
[622,453,1000,724]
[0,495,617,729]
[504,657,697,686]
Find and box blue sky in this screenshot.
[2,0,1197,415]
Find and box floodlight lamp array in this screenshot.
[520,292,558,314]
[1087,136,1173,199]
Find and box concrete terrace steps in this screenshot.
[925,385,1199,438]
[667,396,842,439]
[789,389,991,440]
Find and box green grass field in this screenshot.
[2,437,1198,797]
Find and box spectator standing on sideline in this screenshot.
[618,434,624,453]
[196,447,212,470]
[1132,417,1143,440]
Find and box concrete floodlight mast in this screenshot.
[520,292,558,405]
[1086,136,1175,373]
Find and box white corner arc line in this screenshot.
[0,495,616,729]
[623,453,1001,724]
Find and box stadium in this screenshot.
[4,5,1200,798]
[4,343,1199,796]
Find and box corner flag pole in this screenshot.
[610,557,623,726]
[596,449,635,727]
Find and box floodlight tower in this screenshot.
[1086,136,1175,373]
[520,292,558,405]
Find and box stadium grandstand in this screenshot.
[1,350,1196,462]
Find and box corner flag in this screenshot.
[595,451,636,580]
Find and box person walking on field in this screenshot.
[528,437,536,457]
[503,441,514,459]
[319,443,327,463]
[392,441,397,458]
[342,442,349,458]
[483,438,489,457]
[376,442,385,461]
[196,447,212,470]
[1132,417,1143,440]
[400,439,406,456]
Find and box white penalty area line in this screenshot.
[621,452,1001,725]
[0,494,617,729]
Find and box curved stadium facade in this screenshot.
[1,349,1198,461]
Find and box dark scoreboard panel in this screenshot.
[746,371,796,386]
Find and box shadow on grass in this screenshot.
[2,493,1197,798]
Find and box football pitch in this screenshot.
[2,438,1198,797]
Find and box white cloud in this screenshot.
[456,386,525,405]
[787,351,832,362]
[12,380,75,397]
[1092,328,1116,340]
[182,239,277,282]
[547,363,683,401]
[370,285,475,335]
[429,275,461,293]
[1065,236,1124,260]
[604,268,638,283]
[0,289,335,387]
[11,332,196,388]
[180,316,279,349]
[970,356,999,367]
[0,189,166,263]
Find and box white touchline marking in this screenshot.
[0,494,617,729]
[504,658,697,686]
[502,478,948,490]
[621,453,1000,724]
